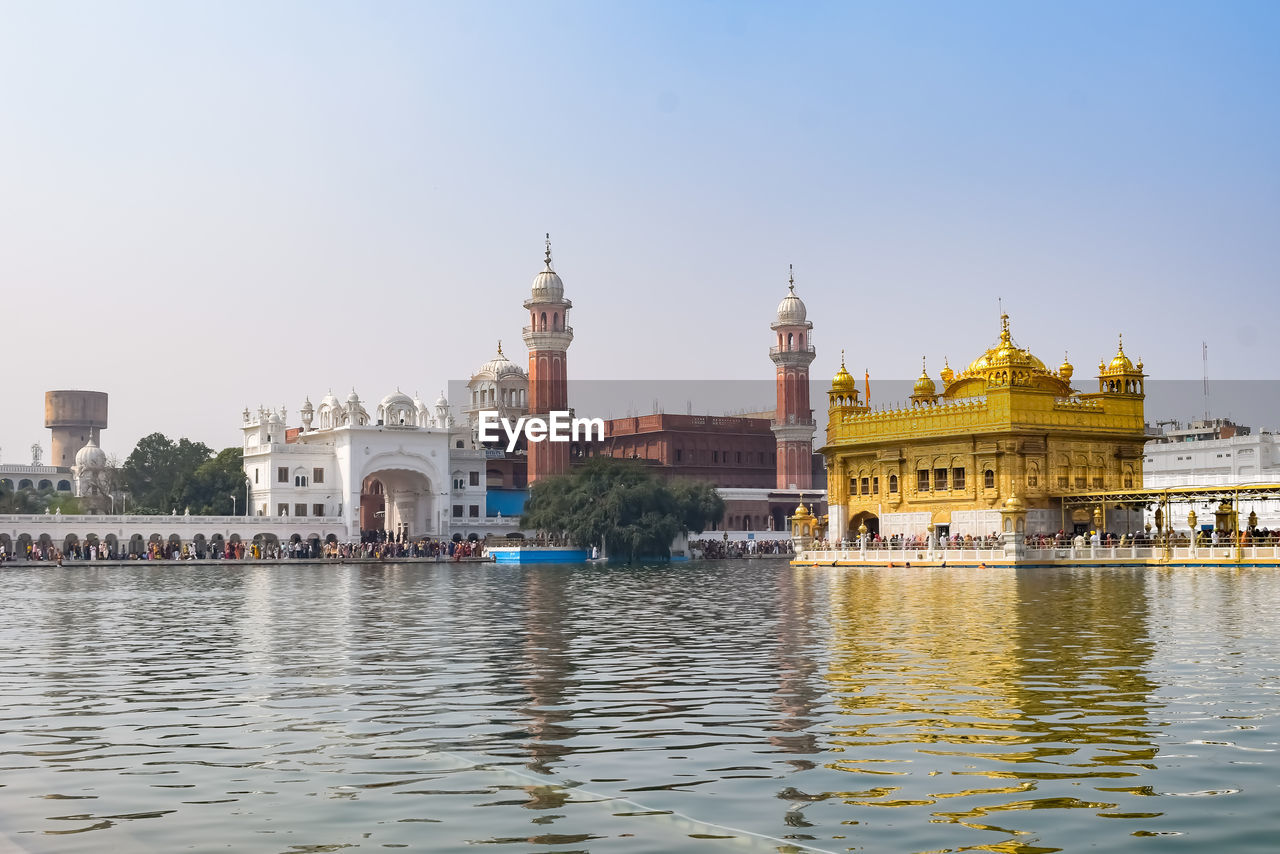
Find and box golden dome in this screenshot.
[1004,493,1026,512]
[945,313,1070,398]
[1106,335,1135,373]
[831,350,856,393]
[793,502,812,519]
[939,358,954,386]
[912,357,936,397]
[1059,352,1074,382]
[964,314,1048,375]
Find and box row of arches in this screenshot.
[532,310,565,332]
[0,478,72,491]
[1100,377,1143,394]
[775,330,809,351]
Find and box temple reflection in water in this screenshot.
[822,566,1157,848]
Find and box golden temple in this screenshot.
[821,314,1147,540]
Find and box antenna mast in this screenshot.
[1202,341,1209,420]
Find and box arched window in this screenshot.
[888,474,898,494]
[787,332,794,350]
[38,479,52,490]
[553,312,560,330]
[57,480,72,491]
[540,311,547,331]
[295,475,308,487]
[984,469,995,489]
[18,479,33,489]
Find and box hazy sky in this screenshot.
[2,1,1277,462]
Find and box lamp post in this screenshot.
[231,494,237,517]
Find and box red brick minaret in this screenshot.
[770,266,815,489]
[523,234,574,483]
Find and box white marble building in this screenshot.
[1143,420,1280,531]
[241,391,515,541]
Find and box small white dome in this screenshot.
[478,342,526,379]
[347,390,361,406]
[776,285,807,325]
[320,391,340,409]
[435,393,449,409]
[530,234,564,302]
[301,396,313,412]
[75,437,107,469]
[531,268,563,302]
[379,391,414,410]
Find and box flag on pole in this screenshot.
[864,370,870,402]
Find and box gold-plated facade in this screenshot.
[821,315,1147,538]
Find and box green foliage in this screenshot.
[120,433,245,515]
[521,458,725,562]
[171,447,250,516]
[0,482,76,514]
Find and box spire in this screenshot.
[544,233,553,271]
[1117,333,1124,354]
[788,263,795,293]
[999,312,1011,347]
[497,339,504,358]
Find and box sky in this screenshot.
[2,0,1278,463]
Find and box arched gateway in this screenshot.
[357,454,443,540]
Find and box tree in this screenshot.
[171,447,248,516]
[120,433,236,514]
[521,458,724,562]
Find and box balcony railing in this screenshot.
[769,344,816,357]
[522,325,574,336]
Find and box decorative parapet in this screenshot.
[1052,397,1104,411]
[828,397,996,442]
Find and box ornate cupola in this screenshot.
[939,358,955,388]
[1097,335,1145,396]
[828,350,859,408]
[910,357,938,406]
[1058,352,1074,386]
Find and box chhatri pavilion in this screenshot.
[821,314,1147,541]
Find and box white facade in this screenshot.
[1143,423,1280,531]
[241,391,519,541]
[1144,430,1280,487]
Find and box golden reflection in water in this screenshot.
[824,567,1158,849]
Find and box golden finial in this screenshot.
[544,233,553,270]
[497,339,503,357]
[788,263,795,293]
[920,356,928,375]
[1117,333,1124,354]
[1000,312,1011,346]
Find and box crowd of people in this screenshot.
[0,531,488,563]
[690,538,794,559]
[802,527,1280,553]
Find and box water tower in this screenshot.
[45,390,109,468]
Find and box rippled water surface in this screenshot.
[2,561,1279,853]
